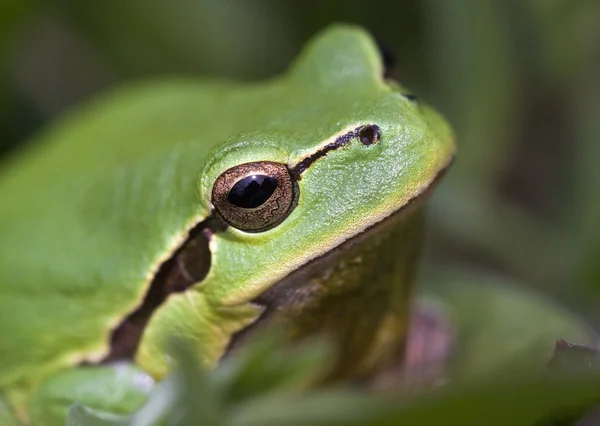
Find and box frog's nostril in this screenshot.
[357,125,381,146]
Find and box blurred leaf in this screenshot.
[171,339,224,425]
[228,391,386,426]
[232,373,600,426]
[67,328,600,426]
[547,339,600,375]
[0,0,32,47]
[212,330,330,404]
[67,404,129,426]
[0,397,20,426]
[425,0,518,184]
[571,0,600,311]
[419,267,595,378]
[31,363,152,426]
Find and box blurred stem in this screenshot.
[424,0,600,316]
[429,184,578,294]
[0,0,32,48]
[423,0,519,186]
[570,0,600,314]
[422,0,577,295]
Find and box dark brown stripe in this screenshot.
[102,215,226,362]
[290,126,367,180]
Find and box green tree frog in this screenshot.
[0,25,454,425]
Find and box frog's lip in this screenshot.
[222,152,454,357]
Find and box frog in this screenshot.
[0,24,455,425]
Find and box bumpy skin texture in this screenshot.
[0,25,454,424]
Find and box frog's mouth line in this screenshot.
[222,154,454,358]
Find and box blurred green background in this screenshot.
[1,0,599,326]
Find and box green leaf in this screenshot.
[212,330,330,404]
[66,404,130,426]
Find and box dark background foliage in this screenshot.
[1,1,599,324]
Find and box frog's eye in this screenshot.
[211,161,298,232]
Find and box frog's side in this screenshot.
[0,25,454,425]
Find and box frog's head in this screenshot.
[138,25,455,377]
[199,25,454,307]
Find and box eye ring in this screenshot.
[211,161,298,232]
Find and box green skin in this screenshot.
[0,25,454,425]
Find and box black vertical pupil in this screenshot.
[228,175,278,208]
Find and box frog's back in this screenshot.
[0,80,259,386]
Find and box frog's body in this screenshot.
[0,25,454,425]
